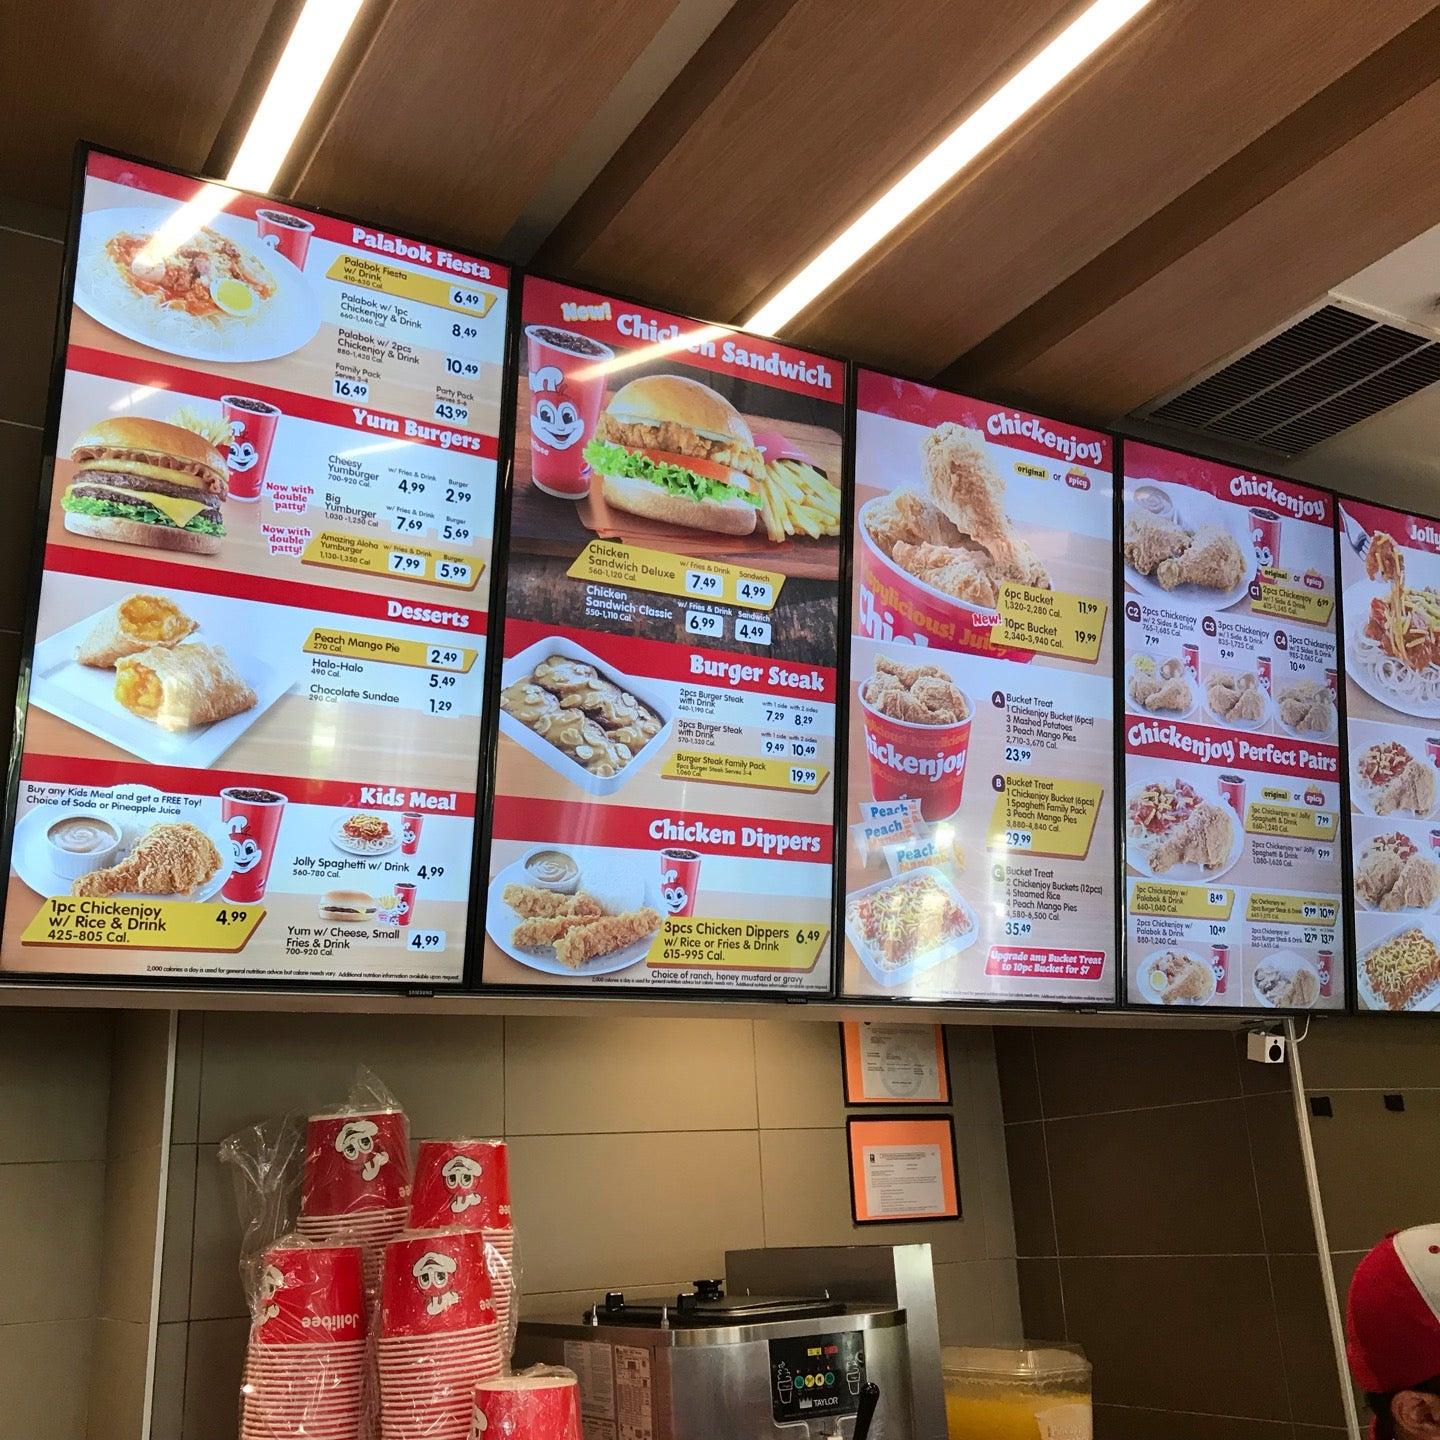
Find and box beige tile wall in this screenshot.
[152,1013,1018,1439]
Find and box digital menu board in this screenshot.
[480,277,844,992]
[1121,442,1343,1011]
[0,150,509,986]
[1339,496,1440,1013]
[841,371,1116,1004]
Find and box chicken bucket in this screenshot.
[858,683,972,821]
[856,496,1034,661]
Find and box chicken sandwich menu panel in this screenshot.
[1339,497,1440,1012]
[1121,443,1343,1011]
[481,277,844,992]
[841,372,1116,1004]
[1,150,508,985]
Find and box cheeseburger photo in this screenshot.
[61,416,229,556]
[583,374,766,536]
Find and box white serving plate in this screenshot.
[1123,480,1255,613]
[1356,919,1440,1013]
[1123,779,1244,882]
[1123,652,1197,721]
[1136,947,1218,1007]
[843,865,978,989]
[1249,951,1324,1008]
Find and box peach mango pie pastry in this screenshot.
[114,642,256,731]
[75,593,197,667]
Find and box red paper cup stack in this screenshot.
[410,1140,514,1336]
[379,1229,502,1439]
[241,1240,367,1440]
[471,1371,582,1440]
[297,1107,412,1296]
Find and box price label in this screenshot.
[685,569,723,596]
[684,609,723,638]
[1004,745,1032,765]
[440,520,473,544]
[1004,919,1033,937]
[450,286,485,311]
[790,739,818,759]
[735,617,771,645]
[406,929,447,952]
[1004,829,1033,850]
[788,766,819,788]
[450,322,478,340]
[736,579,773,606]
[434,559,472,586]
[332,376,369,401]
[426,646,465,669]
[397,476,427,496]
[444,354,481,379]
[388,551,425,576]
[434,400,469,424]
[762,737,788,756]
[391,514,426,535]
[445,484,472,505]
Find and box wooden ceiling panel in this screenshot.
[0,0,286,210]
[539,0,1082,322]
[789,0,1438,375]
[296,0,677,252]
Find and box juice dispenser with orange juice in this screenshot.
[943,1344,1092,1439]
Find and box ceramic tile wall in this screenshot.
[152,1014,1018,1439]
[995,1026,1348,1440]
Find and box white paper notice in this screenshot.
[862,1141,946,1218]
[857,1023,944,1101]
[563,1340,615,1422]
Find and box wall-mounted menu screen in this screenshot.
[480,277,844,993]
[1339,497,1440,1012]
[1121,443,1343,1011]
[1,150,509,985]
[841,371,1116,1004]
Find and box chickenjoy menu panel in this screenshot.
[1,150,508,985]
[1340,497,1440,1013]
[841,371,1116,1004]
[1121,442,1343,1011]
[481,277,844,992]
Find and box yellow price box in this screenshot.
[1129,882,1235,919]
[302,532,481,590]
[986,774,1102,858]
[303,629,478,671]
[1245,892,1338,925]
[661,750,827,793]
[325,254,496,317]
[1245,803,1338,841]
[21,898,264,951]
[1251,580,1333,626]
[567,541,783,611]
[646,917,828,972]
[992,585,1106,663]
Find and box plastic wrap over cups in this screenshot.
[408,1140,518,1351]
[469,1367,582,1440]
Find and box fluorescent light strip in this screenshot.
[745,0,1155,335]
[226,0,365,192]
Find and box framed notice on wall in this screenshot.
[1339,496,1440,1013]
[846,1115,960,1224]
[479,276,846,994]
[0,148,510,986]
[1120,442,1344,1011]
[840,370,1117,1006]
[840,1021,950,1105]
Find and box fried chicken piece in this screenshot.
[1357,846,1405,908]
[553,907,663,968]
[1375,759,1438,818]
[1277,680,1334,735]
[512,914,601,951]
[1124,512,1190,576]
[73,822,221,898]
[863,489,965,557]
[1395,855,1440,911]
[1144,673,1194,712]
[1156,526,1246,592]
[1148,803,1233,874]
[501,885,602,920]
[891,541,999,607]
[1160,954,1214,1004]
[863,661,969,725]
[1207,670,1265,722]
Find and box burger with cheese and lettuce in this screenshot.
[61,416,228,556]
[582,375,766,537]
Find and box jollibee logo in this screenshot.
[228,814,262,874]
[335,1119,389,1182]
[661,864,689,915]
[529,366,585,452]
[470,1412,488,1438]
[1250,522,1274,568]
[441,1155,484,1213]
[227,420,260,473]
[259,1263,285,1322]
[413,1251,460,1315]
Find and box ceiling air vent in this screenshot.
[1138,303,1440,456]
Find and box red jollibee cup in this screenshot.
[252,1242,365,1345]
[381,1230,492,1337]
[472,1372,582,1440]
[400,812,425,856]
[524,325,613,498]
[1249,506,1283,568]
[303,1108,411,1217]
[858,682,972,822]
[221,395,282,501]
[410,1140,511,1231]
[1318,949,1335,999]
[255,208,315,268]
[220,786,288,903]
[1182,643,1200,678]
[1211,943,1230,996]
[658,847,701,918]
[394,882,417,928]
[1256,656,1272,694]
[1217,773,1247,817]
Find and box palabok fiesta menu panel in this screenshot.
[840,371,1117,1004]
[1121,442,1344,1012]
[0,150,508,985]
[479,277,845,993]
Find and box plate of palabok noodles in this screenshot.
[1347,530,1440,719]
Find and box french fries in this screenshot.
[758,459,842,543]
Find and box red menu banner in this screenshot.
[479,277,844,992]
[1121,442,1343,1011]
[1340,496,1440,1013]
[842,371,1117,1004]
[1,150,509,985]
